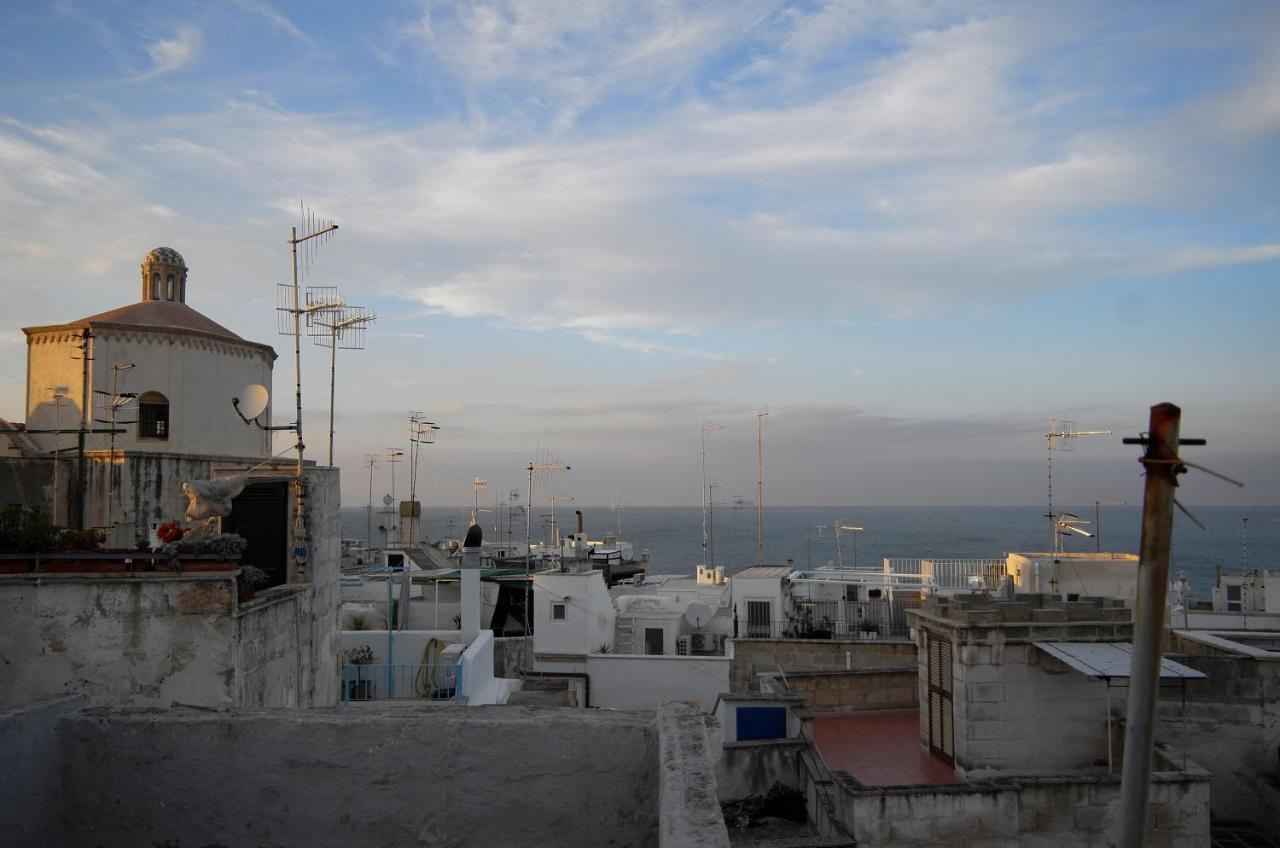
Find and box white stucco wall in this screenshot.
[586,653,731,712]
[533,572,616,656]
[26,328,272,460]
[1007,553,1140,602]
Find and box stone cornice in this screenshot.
[24,321,276,363]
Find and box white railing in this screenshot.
[883,558,1006,590]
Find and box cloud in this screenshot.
[138,25,201,80]
[231,0,317,51]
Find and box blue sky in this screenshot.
[1,1,1277,508]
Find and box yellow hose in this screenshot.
[414,638,447,697]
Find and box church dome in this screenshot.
[140,246,189,303]
[143,246,186,268]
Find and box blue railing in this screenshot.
[341,663,458,703]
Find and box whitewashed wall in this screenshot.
[585,654,730,712]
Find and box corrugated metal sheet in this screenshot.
[1033,641,1206,680]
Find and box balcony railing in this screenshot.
[882,558,1006,591]
[771,597,923,641]
[341,663,459,703]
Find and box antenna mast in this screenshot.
[700,420,723,567]
[1045,419,1111,552]
[756,408,769,565]
[277,203,338,576]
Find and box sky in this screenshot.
[1,1,1277,510]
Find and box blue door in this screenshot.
[737,706,786,741]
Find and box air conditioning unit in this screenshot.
[691,633,708,652]
[676,636,690,656]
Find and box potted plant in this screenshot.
[343,645,375,701]
[237,564,271,603]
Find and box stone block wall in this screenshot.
[730,638,916,692]
[760,667,918,711]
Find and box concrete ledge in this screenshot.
[658,701,731,848]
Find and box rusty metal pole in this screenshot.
[1117,402,1181,846]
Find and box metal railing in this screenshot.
[747,597,923,642]
[341,662,458,703]
[882,558,1006,591]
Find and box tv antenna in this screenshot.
[525,451,570,570]
[834,522,863,568]
[93,362,137,534]
[363,453,380,555]
[699,420,723,567]
[306,289,376,466]
[407,414,440,542]
[756,407,769,565]
[1045,419,1111,552]
[612,489,624,538]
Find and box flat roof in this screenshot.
[734,566,794,579]
[1034,641,1206,680]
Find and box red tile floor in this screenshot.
[812,709,961,787]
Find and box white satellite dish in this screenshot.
[684,603,713,629]
[233,384,270,421]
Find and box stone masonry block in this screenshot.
[1032,608,1068,623]
[969,682,1003,703]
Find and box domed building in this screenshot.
[20,247,277,538]
[23,247,275,459]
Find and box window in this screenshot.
[551,602,566,621]
[746,600,771,638]
[1226,584,1242,612]
[151,273,161,300]
[137,391,169,440]
[165,274,175,300]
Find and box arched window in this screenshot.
[151,273,162,300]
[165,274,175,300]
[137,391,169,440]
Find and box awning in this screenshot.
[1033,641,1206,681]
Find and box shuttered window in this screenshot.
[926,631,955,765]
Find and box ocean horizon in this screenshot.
[341,503,1280,598]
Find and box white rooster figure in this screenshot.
[181,475,248,535]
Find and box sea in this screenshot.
[340,503,1280,599]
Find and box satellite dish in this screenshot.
[233,384,270,420]
[684,603,713,629]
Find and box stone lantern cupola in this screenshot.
[140,246,188,303]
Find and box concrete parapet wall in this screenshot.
[589,654,731,711]
[716,739,806,800]
[760,667,918,711]
[55,704,660,848]
[0,695,84,847]
[829,754,1210,847]
[658,702,731,848]
[0,572,238,708]
[730,638,916,692]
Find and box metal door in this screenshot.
[746,600,771,638]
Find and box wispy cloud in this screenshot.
[137,25,201,80]
[230,0,317,52]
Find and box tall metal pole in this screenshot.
[756,410,768,565]
[327,335,338,466]
[74,329,91,529]
[364,453,378,555]
[291,227,303,479]
[1118,403,1181,846]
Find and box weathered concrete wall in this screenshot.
[0,573,238,708]
[302,465,341,707]
[0,455,61,516]
[0,695,84,847]
[58,704,660,848]
[234,585,304,707]
[730,638,916,692]
[1156,644,1280,836]
[588,653,731,712]
[494,634,530,676]
[760,667,918,711]
[716,739,807,800]
[829,751,1210,847]
[658,702,731,848]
